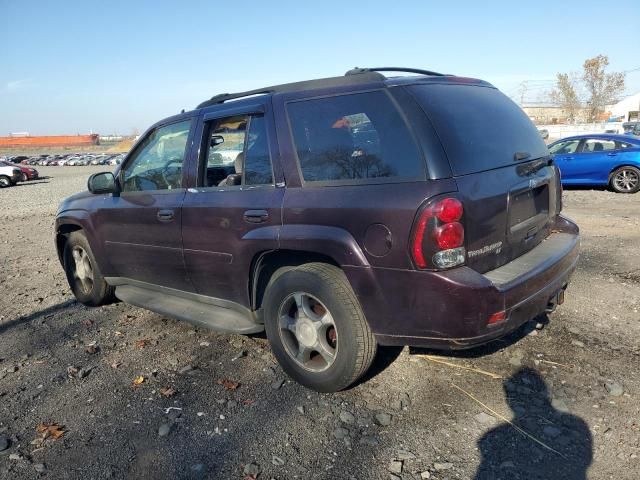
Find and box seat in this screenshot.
[218,152,243,186]
[593,143,603,152]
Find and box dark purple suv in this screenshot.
[55,68,579,392]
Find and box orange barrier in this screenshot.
[0,134,99,147]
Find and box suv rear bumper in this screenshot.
[345,215,579,349]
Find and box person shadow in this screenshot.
[475,368,592,480]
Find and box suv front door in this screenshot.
[95,117,196,291]
[550,138,583,183]
[181,105,283,308]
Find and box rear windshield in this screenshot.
[409,84,549,176]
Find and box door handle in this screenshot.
[565,156,574,160]
[243,209,269,223]
[607,152,617,156]
[157,209,175,222]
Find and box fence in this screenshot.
[539,122,625,140]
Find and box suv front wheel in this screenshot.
[63,231,115,306]
[263,263,377,392]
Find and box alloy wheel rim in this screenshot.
[0,178,9,187]
[277,292,338,372]
[614,169,639,191]
[72,246,94,294]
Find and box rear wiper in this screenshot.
[513,151,531,162]
[516,157,551,176]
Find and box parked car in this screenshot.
[0,160,38,181]
[108,154,125,165]
[548,134,640,193]
[622,121,640,135]
[0,163,22,187]
[56,67,579,392]
[9,155,29,164]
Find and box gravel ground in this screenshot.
[1,167,639,480]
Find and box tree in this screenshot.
[582,55,625,122]
[549,73,581,123]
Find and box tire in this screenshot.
[0,176,11,188]
[63,231,115,306]
[263,263,377,392]
[20,172,28,182]
[610,166,640,193]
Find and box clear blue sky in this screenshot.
[1,0,639,135]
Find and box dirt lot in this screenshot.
[1,167,639,480]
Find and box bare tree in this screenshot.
[549,73,582,123]
[582,55,625,122]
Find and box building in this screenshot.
[520,103,590,125]
[607,93,640,122]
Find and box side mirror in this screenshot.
[210,135,225,147]
[88,172,117,194]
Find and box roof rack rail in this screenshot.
[199,89,275,107]
[197,70,385,108]
[197,71,385,109]
[345,67,450,77]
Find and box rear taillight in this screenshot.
[411,196,466,270]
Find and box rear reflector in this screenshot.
[487,311,506,325]
[411,213,430,268]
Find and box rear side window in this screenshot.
[287,91,424,183]
[582,139,615,152]
[200,114,273,187]
[409,84,549,176]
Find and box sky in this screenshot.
[1,0,639,136]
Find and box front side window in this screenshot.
[549,140,580,155]
[582,139,615,153]
[122,120,192,192]
[201,114,273,187]
[287,91,423,183]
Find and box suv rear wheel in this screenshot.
[263,263,377,392]
[63,231,115,306]
[610,166,640,193]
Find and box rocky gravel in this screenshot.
[1,167,639,479]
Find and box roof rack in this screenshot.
[196,67,448,109]
[345,67,450,77]
[197,71,385,109]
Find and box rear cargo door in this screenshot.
[408,83,560,273]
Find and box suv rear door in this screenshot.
[181,102,283,307]
[408,82,560,273]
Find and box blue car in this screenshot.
[548,134,640,193]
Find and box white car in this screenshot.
[0,164,22,188]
